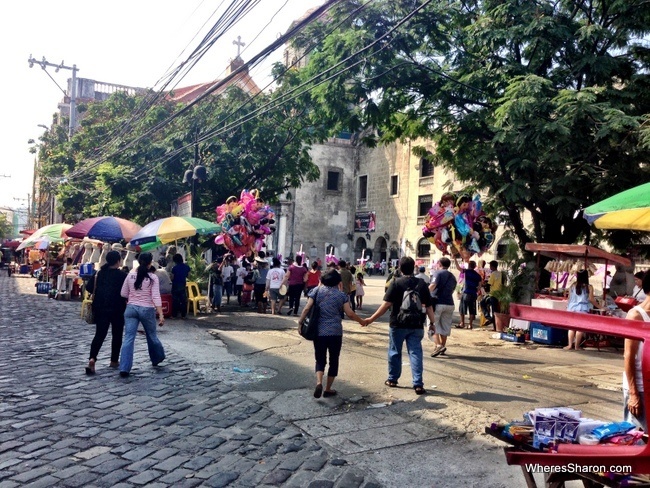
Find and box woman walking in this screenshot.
[85,250,127,375]
[119,252,166,376]
[298,270,366,398]
[564,269,602,350]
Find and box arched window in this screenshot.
[416,238,431,258]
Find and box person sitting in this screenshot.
[479,261,503,328]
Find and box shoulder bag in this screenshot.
[83,272,98,325]
[299,287,321,340]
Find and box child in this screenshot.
[355,272,365,309]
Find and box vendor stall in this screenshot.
[524,244,631,347]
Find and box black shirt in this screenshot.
[384,275,433,329]
[89,268,127,315]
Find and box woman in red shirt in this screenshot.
[305,261,321,298]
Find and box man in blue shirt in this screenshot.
[459,260,481,329]
[170,254,191,318]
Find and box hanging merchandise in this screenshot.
[421,192,497,261]
[214,189,276,258]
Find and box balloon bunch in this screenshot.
[422,192,497,261]
[214,189,276,258]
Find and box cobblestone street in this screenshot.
[0,274,379,488]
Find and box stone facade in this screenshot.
[277,137,504,268]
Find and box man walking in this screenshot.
[429,257,457,357]
[459,260,481,329]
[366,257,435,395]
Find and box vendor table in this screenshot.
[502,305,650,474]
[485,426,650,487]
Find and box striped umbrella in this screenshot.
[584,182,650,231]
[66,216,141,242]
[129,216,220,250]
[16,223,71,250]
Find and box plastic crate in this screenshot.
[36,282,52,294]
[79,263,95,278]
[501,333,526,343]
[160,294,172,318]
[530,322,568,346]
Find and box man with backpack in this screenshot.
[365,256,436,395]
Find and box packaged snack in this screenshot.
[591,422,636,441]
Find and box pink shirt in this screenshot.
[287,264,308,286]
[120,270,162,308]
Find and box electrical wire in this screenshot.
[74,0,263,170]
[63,0,346,183]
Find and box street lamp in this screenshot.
[182,164,207,217]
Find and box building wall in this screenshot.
[281,141,358,264]
[281,137,506,269]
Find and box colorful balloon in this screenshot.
[214,189,276,258]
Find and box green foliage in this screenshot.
[293,0,650,252]
[0,213,12,239]
[185,252,209,290]
[36,85,320,225]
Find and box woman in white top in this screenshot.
[564,270,602,350]
[631,271,647,302]
[624,272,650,430]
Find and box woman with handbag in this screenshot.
[85,250,127,375]
[298,270,366,399]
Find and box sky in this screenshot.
[0,0,323,221]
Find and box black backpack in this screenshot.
[396,279,424,327]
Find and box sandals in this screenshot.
[414,386,426,395]
[384,380,398,387]
[313,384,323,398]
[454,324,466,329]
[323,390,337,398]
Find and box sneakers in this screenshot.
[431,346,447,357]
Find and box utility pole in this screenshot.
[28,55,79,139]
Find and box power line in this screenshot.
[63,0,345,183]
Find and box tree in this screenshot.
[36,86,320,224]
[294,0,650,252]
[0,213,12,239]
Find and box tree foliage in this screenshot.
[36,86,319,225]
[294,0,650,251]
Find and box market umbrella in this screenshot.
[66,216,142,242]
[583,182,650,231]
[129,216,221,251]
[17,223,71,250]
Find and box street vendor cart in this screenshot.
[487,305,650,486]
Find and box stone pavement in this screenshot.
[0,274,381,488]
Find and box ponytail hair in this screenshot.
[135,252,154,290]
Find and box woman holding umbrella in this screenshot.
[85,250,127,375]
[118,252,165,376]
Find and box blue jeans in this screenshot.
[119,305,165,373]
[212,284,223,309]
[388,327,424,387]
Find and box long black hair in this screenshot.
[574,269,589,296]
[135,252,154,290]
